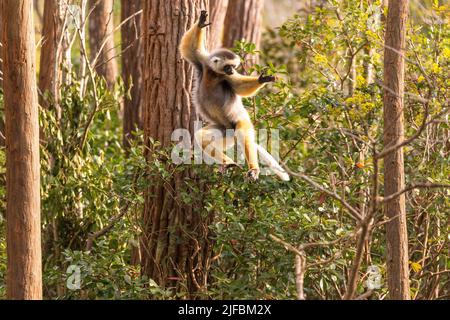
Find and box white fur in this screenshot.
[256,144,290,181]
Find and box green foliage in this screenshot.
[35,76,154,299]
[44,244,170,300]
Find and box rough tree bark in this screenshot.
[209,0,229,50]
[383,0,411,300]
[121,0,143,266]
[121,0,143,148]
[223,0,264,64]
[0,7,4,146]
[141,0,214,297]
[89,0,118,87]
[39,0,64,111]
[2,0,42,300]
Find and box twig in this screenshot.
[381,183,450,203]
[375,99,430,160]
[269,234,304,257]
[91,10,143,70]
[283,167,363,221]
[86,203,130,251]
[343,144,379,300]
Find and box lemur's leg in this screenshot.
[195,125,236,166]
[179,11,210,65]
[235,119,260,180]
[225,74,276,97]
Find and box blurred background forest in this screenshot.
[0,0,449,300]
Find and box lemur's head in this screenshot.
[208,49,241,75]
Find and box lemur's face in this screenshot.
[208,49,241,75]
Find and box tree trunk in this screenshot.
[89,0,118,87]
[209,0,229,50]
[383,0,411,300]
[34,0,44,26]
[2,0,42,300]
[141,0,213,297]
[121,0,143,148]
[0,7,4,147]
[39,0,65,113]
[346,51,356,96]
[223,0,263,64]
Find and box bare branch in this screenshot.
[86,203,130,251]
[381,183,450,203]
[375,99,430,159]
[91,9,143,69]
[269,234,304,257]
[283,166,363,221]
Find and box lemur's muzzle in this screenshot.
[224,65,234,75]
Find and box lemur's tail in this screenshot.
[256,144,290,181]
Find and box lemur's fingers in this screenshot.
[246,168,260,182]
[199,10,211,28]
[258,74,276,84]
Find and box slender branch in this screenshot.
[343,144,379,300]
[307,252,341,268]
[343,223,369,300]
[283,167,363,221]
[381,183,450,203]
[86,203,130,251]
[269,234,304,257]
[91,9,143,69]
[375,100,430,160]
[300,234,353,250]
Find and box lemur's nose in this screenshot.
[224,65,234,75]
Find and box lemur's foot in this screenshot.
[258,73,276,84]
[219,163,241,174]
[199,10,211,28]
[246,168,260,182]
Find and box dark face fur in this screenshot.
[208,49,241,75]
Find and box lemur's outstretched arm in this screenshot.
[179,11,210,67]
[226,74,276,97]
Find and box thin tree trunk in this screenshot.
[346,51,356,96]
[39,0,64,113]
[363,46,374,85]
[223,0,264,64]
[141,0,213,297]
[0,7,4,147]
[121,0,143,265]
[362,0,378,85]
[383,0,411,300]
[121,0,142,148]
[209,0,229,50]
[89,0,118,87]
[2,0,42,300]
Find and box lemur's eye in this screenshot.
[213,58,219,63]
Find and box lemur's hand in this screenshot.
[198,10,211,28]
[246,168,260,182]
[258,73,276,84]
